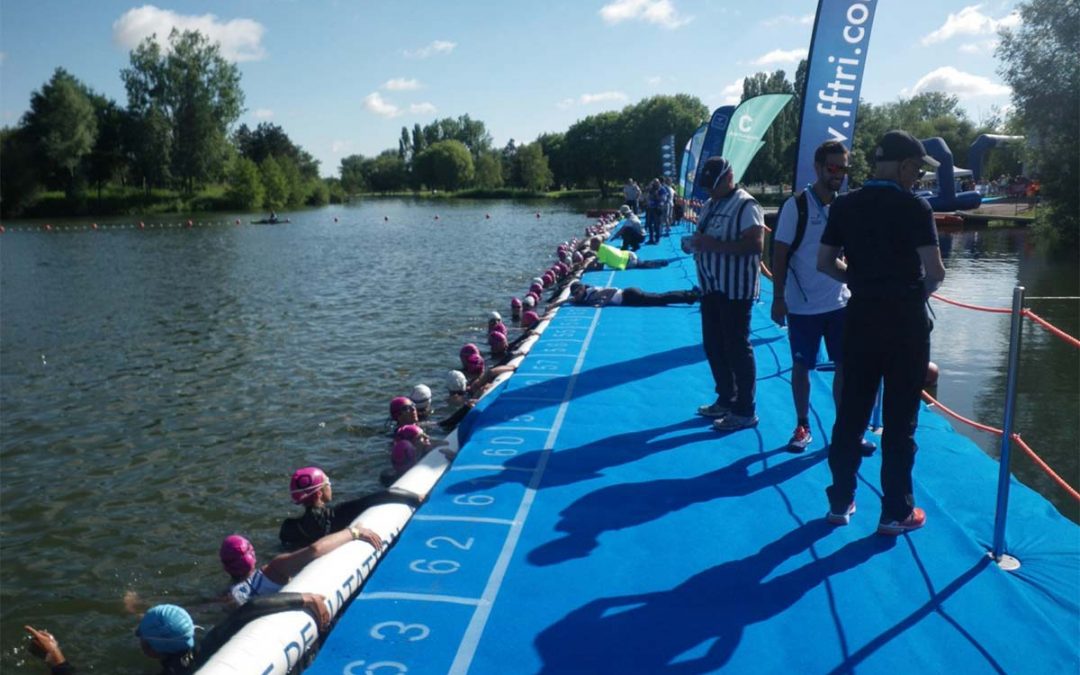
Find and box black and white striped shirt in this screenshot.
[694,188,764,300]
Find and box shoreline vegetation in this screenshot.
[2,1,1074,246]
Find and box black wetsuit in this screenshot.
[279,490,420,549]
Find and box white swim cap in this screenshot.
[410,384,432,409]
[488,310,502,322]
[446,370,468,394]
[522,295,536,308]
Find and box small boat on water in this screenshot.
[251,218,289,224]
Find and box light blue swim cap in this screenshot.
[137,604,195,654]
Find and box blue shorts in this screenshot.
[787,307,846,369]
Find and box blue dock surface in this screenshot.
[312,234,1078,674]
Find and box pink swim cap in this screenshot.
[220,535,256,578]
[289,466,329,505]
[511,297,522,309]
[391,439,418,473]
[490,322,507,336]
[572,251,584,263]
[395,424,423,442]
[521,310,540,329]
[459,343,480,361]
[465,353,485,375]
[489,330,508,347]
[390,396,415,418]
[529,283,543,295]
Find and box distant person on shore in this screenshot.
[770,140,875,457]
[612,205,645,251]
[25,597,332,674]
[662,177,675,235]
[645,179,664,244]
[816,130,945,534]
[550,281,697,308]
[220,526,382,607]
[280,466,418,549]
[685,156,765,432]
[623,178,641,213]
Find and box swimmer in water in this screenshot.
[388,396,419,432]
[219,527,382,608]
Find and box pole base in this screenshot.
[990,552,1021,571]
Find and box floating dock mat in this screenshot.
[310,233,1078,674]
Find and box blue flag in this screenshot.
[682,123,707,198]
[691,106,734,201]
[793,0,879,190]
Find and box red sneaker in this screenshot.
[877,507,927,535]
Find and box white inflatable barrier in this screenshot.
[196,439,456,674]
[198,264,577,673]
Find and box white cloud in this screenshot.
[383,78,421,91]
[557,91,629,109]
[646,75,663,86]
[331,140,352,154]
[921,5,1021,46]
[112,5,266,62]
[403,40,456,59]
[363,92,401,118]
[905,66,1011,97]
[599,0,691,29]
[581,91,628,105]
[958,40,998,54]
[409,102,437,115]
[718,77,745,106]
[253,108,273,119]
[0,52,6,65]
[752,47,807,66]
[762,13,814,27]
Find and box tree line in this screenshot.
[2,0,1070,248]
[0,29,333,218]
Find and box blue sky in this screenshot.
[0,1,1020,177]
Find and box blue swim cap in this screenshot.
[137,604,195,654]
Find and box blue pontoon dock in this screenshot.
[311,235,1078,674]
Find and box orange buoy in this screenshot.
[187,219,193,228]
[92,223,98,230]
[44,224,53,231]
[925,361,939,386]
[235,219,241,225]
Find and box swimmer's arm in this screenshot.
[816,244,847,284]
[264,528,382,582]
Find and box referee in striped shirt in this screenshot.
[686,157,766,431]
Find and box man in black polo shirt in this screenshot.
[816,130,946,535]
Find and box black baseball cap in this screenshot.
[874,130,940,167]
[697,156,732,189]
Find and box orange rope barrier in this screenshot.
[1022,309,1080,348]
[930,292,1012,314]
[921,390,1080,502]
[932,293,1080,348]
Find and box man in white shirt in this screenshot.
[770,141,874,455]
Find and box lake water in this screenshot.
[1,201,1076,672]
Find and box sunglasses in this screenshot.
[823,164,849,175]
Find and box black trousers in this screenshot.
[621,288,696,307]
[620,228,644,251]
[826,297,931,521]
[645,206,662,242]
[700,292,756,416]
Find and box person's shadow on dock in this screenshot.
[528,448,827,565]
[534,521,895,674]
[445,417,714,496]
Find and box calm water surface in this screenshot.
[1,203,1076,672]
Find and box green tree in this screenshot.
[1,127,43,216]
[619,95,708,181]
[260,156,289,208]
[997,0,1080,245]
[122,29,244,194]
[124,106,172,195]
[226,156,264,209]
[413,140,475,191]
[339,154,368,195]
[307,178,330,206]
[564,111,623,197]
[85,94,128,201]
[279,156,307,207]
[515,143,553,191]
[22,68,98,199]
[474,150,504,189]
[366,150,409,192]
[536,132,568,189]
[233,122,319,179]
